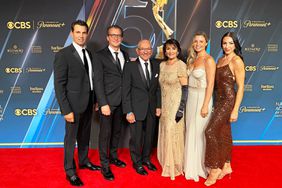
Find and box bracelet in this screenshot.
[178,110,184,114]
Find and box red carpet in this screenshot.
[0,146,281,188]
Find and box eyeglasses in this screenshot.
[108,34,122,38]
[138,48,152,51]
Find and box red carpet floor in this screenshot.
[0,146,281,188]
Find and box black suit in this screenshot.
[93,47,129,168]
[122,58,161,166]
[54,44,94,176]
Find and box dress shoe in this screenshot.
[134,165,148,175]
[218,163,232,180]
[80,162,101,171]
[110,158,126,168]
[66,175,84,186]
[204,168,222,186]
[101,167,114,181]
[142,161,157,171]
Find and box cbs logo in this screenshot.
[5,68,23,74]
[215,21,238,28]
[15,109,37,116]
[7,21,31,29]
[245,66,257,72]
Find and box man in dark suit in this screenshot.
[54,20,101,186]
[93,25,129,181]
[122,39,161,175]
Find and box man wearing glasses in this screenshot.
[93,25,129,181]
[122,39,161,175]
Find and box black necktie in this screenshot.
[114,52,122,72]
[82,49,89,75]
[144,62,150,88]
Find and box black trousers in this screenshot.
[129,110,156,166]
[64,94,93,177]
[98,105,123,168]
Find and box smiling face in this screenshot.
[192,35,208,53]
[136,40,152,61]
[107,27,123,50]
[165,44,178,60]
[71,24,88,47]
[222,36,236,55]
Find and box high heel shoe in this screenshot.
[217,168,232,180]
[204,168,222,186]
[218,162,232,180]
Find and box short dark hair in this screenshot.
[221,32,243,61]
[107,25,124,37]
[163,39,183,61]
[71,20,89,33]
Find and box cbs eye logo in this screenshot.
[15,109,37,116]
[245,66,257,72]
[215,20,238,28]
[7,21,32,29]
[5,68,22,74]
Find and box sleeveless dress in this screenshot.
[184,68,212,181]
[205,64,235,169]
[157,60,187,180]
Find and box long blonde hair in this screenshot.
[186,31,209,69]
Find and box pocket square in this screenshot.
[155,74,158,78]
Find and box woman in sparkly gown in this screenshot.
[204,32,245,186]
[157,39,188,180]
[184,32,216,182]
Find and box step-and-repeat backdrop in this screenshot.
[0,0,281,148]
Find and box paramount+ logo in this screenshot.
[15,108,37,116]
[215,20,238,29]
[7,21,32,30]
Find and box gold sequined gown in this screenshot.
[205,64,235,169]
[157,60,187,180]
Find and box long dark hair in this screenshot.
[221,32,243,61]
[163,39,184,61]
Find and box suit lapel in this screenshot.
[149,61,154,89]
[104,48,115,63]
[71,44,85,70]
[104,48,124,74]
[137,59,149,90]
[148,59,159,90]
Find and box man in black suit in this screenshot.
[122,39,161,175]
[54,20,100,186]
[93,25,129,181]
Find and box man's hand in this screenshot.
[94,103,99,112]
[64,112,74,123]
[156,108,161,117]
[101,105,111,116]
[126,112,136,124]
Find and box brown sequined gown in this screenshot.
[205,64,235,169]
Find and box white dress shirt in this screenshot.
[138,57,151,80]
[72,42,93,90]
[108,46,125,70]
